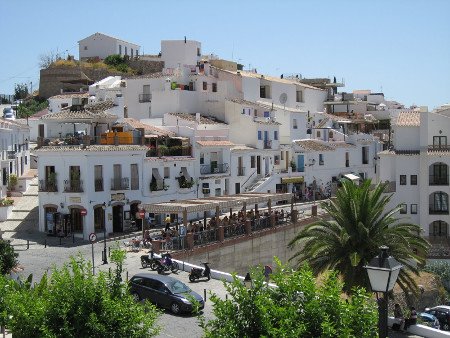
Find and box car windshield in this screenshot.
[168,280,191,294]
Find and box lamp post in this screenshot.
[364,246,402,338]
[102,203,108,264]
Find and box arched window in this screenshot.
[430,220,448,237]
[429,191,449,214]
[94,206,105,231]
[429,162,449,186]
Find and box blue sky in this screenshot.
[1,0,449,109]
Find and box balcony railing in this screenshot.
[111,177,129,190]
[7,151,16,160]
[429,175,449,186]
[429,145,450,150]
[95,178,103,192]
[139,93,152,103]
[39,179,58,192]
[429,206,449,215]
[237,167,246,176]
[200,163,229,175]
[64,179,83,193]
[264,140,272,149]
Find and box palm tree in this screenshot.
[288,179,430,293]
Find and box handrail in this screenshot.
[242,170,257,189]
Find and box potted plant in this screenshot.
[290,160,297,172]
[7,174,18,191]
[0,198,14,221]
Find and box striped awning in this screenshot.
[139,192,293,214]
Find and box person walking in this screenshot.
[404,307,417,330]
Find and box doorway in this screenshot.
[257,156,261,175]
[112,205,123,232]
[235,182,241,194]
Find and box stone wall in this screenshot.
[173,217,314,275]
[127,60,164,75]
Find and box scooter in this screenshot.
[140,250,158,270]
[156,253,179,274]
[189,262,211,282]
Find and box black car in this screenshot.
[425,306,450,330]
[129,273,204,314]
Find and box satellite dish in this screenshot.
[279,93,288,105]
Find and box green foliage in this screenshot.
[0,240,19,275]
[1,255,160,337]
[424,262,450,290]
[0,198,14,206]
[104,54,125,67]
[199,260,378,338]
[14,83,29,100]
[17,98,48,120]
[7,174,18,190]
[288,179,430,293]
[290,159,296,171]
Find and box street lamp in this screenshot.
[102,202,108,264]
[364,246,402,338]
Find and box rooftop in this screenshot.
[394,111,421,127]
[294,140,335,151]
[34,145,148,152]
[48,93,89,100]
[196,140,235,147]
[169,112,226,125]
[121,118,175,137]
[41,101,116,121]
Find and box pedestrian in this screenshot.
[404,307,417,330]
[264,265,272,283]
[393,303,404,331]
[165,214,171,232]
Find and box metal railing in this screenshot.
[200,163,229,175]
[63,179,83,193]
[429,175,449,186]
[429,145,450,150]
[237,167,246,176]
[39,179,58,192]
[224,224,245,238]
[139,93,152,103]
[193,229,217,246]
[429,207,449,215]
[95,178,103,191]
[111,177,129,190]
[250,216,272,232]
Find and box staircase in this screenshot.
[245,175,271,192]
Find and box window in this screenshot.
[316,131,321,138]
[131,164,139,190]
[61,103,68,109]
[257,131,262,140]
[200,153,204,165]
[94,165,103,191]
[119,45,122,55]
[430,191,449,214]
[433,136,447,148]
[251,156,256,168]
[319,154,324,165]
[125,46,128,55]
[296,90,303,102]
[203,82,207,90]
[410,175,417,185]
[293,119,298,129]
[197,47,201,56]
[400,204,407,214]
[84,46,88,50]
[362,146,369,164]
[400,175,407,185]
[274,155,280,165]
[212,83,217,92]
[264,111,270,118]
[274,131,278,140]
[260,85,271,99]
[411,204,418,214]
[164,167,170,178]
[94,206,105,231]
[131,48,133,57]
[280,152,284,160]
[345,152,349,167]
[430,220,448,237]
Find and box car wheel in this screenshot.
[170,302,181,314]
[132,292,140,302]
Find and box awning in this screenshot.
[281,177,304,184]
[343,173,360,181]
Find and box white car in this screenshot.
[3,107,15,120]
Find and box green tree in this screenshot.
[17,98,48,122]
[2,254,160,337]
[14,83,29,100]
[0,240,19,275]
[199,260,378,338]
[104,54,125,67]
[288,179,430,293]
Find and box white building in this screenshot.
[48,93,89,113]
[78,32,140,60]
[378,106,450,248]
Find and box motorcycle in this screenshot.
[140,250,159,270]
[189,262,211,282]
[156,253,179,274]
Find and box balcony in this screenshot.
[7,151,16,160]
[429,175,449,186]
[38,179,58,192]
[200,163,229,175]
[139,93,152,103]
[95,178,104,192]
[64,180,83,193]
[237,167,246,176]
[111,178,129,190]
[429,145,450,151]
[264,140,272,149]
[429,206,449,215]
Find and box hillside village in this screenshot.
[1,32,449,255]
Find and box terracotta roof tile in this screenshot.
[122,118,175,137]
[42,100,116,121]
[123,72,164,80]
[329,141,356,148]
[294,140,334,151]
[35,145,148,152]
[49,93,89,100]
[394,111,420,127]
[169,112,225,125]
[196,140,235,147]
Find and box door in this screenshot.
[38,124,44,138]
[257,156,261,175]
[71,208,83,233]
[235,182,241,194]
[112,205,123,232]
[297,155,304,172]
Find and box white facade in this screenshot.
[379,107,450,239]
[48,93,89,113]
[78,32,140,60]
[161,40,201,69]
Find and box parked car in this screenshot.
[418,312,440,329]
[425,306,450,330]
[3,107,15,120]
[129,273,204,314]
